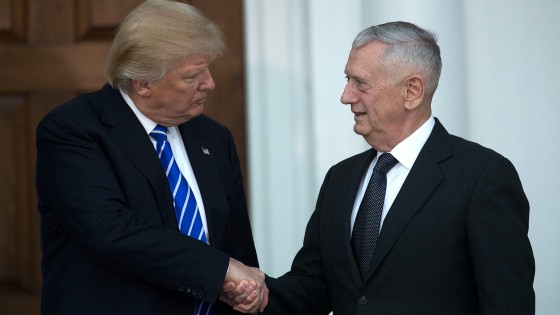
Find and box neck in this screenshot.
[367,110,431,152]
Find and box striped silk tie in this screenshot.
[150,125,216,315]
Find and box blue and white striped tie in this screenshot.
[150,125,216,315]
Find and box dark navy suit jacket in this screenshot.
[265,119,534,315]
[36,84,258,314]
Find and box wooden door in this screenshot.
[0,0,246,313]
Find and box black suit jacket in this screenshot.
[36,84,258,315]
[265,119,534,315]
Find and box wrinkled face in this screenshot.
[340,42,407,149]
[146,55,215,126]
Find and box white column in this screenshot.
[244,0,314,276]
[308,0,368,185]
[244,0,367,277]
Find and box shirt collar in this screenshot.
[386,116,435,170]
[119,88,158,134]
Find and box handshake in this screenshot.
[220,258,269,314]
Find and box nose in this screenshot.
[340,83,358,105]
[198,69,215,91]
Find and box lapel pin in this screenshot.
[202,147,210,155]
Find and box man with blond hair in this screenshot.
[36,1,267,314]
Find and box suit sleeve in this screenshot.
[264,170,332,315]
[36,109,229,302]
[466,155,535,314]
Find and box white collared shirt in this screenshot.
[350,116,436,235]
[119,89,210,241]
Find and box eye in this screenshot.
[183,70,203,83]
[355,79,371,91]
[345,75,366,86]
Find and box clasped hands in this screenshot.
[220,258,269,313]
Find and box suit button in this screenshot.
[186,287,191,294]
[198,291,204,298]
[178,285,185,292]
[192,289,198,296]
[358,296,368,305]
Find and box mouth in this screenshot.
[353,111,367,117]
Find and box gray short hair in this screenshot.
[353,21,442,95]
[105,0,225,92]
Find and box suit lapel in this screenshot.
[365,119,452,280]
[179,122,228,250]
[97,84,177,228]
[334,150,377,287]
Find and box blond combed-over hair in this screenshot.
[105,0,225,92]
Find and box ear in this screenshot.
[131,79,152,98]
[403,75,424,110]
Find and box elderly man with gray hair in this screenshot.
[227,21,534,315]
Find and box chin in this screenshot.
[353,124,366,136]
[193,106,204,116]
[186,108,204,119]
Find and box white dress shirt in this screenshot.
[120,89,210,241]
[350,116,435,235]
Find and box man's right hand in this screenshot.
[220,258,269,313]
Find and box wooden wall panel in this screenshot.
[76,0,143,40]
[28,0,73,43]
[0,43,110,92]
[0,0,11,29]
[85,0,141,27]
[0,0,24,41]
[0,1,247,314]
[0,93,41,315]
[0,96,26,286]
